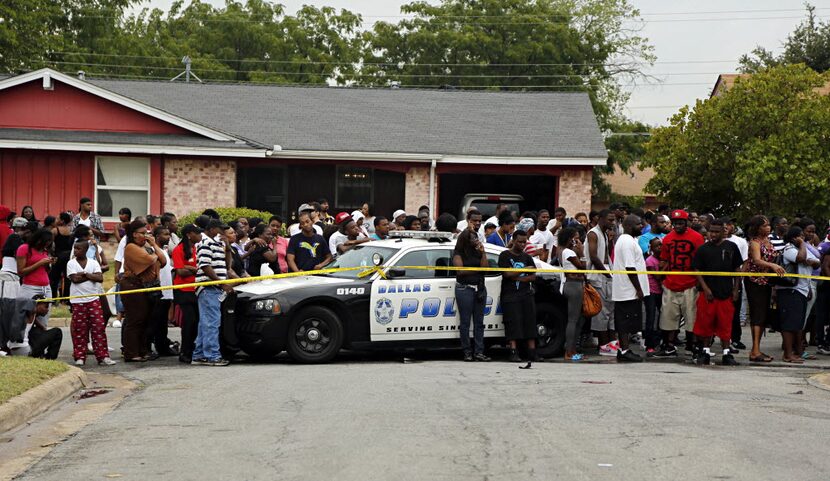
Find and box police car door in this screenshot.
[483,250,506,337]
[369,248,456,341]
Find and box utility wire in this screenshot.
[48,51,740,67]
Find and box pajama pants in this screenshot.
[71,299,109,361]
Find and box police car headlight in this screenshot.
[253,299,281,314]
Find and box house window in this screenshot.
[95,156,150,219]
[336,166,372,210]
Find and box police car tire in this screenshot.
[534,302,566,359]
[286,306,344,363]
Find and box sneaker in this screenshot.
[721,354,739,366]
[74,358,85,366]
[209,358,230,366]
[731,341,747,350]
[112,320,122,328]
[191,358,211,366]
[508,349,522,363]
[817,346,830,355]
[463,351,474,362]
[616,349,643,363]
[651,346,678,359]
[693,350,710,366]
[598,342,618,357]
[645,347,657,358]
[98,357,117,366]
[473,353,492,362]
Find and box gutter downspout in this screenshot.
[429,158,437,218]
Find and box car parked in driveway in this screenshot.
[222,231,567,363]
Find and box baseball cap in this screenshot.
[670,210,689,221]
[298,203,314,214]
[335,212,352,224]
[11,217,27,228]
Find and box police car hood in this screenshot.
[233,275,348,296]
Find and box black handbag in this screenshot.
[768,251,798,288]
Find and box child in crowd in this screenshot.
[644,237,663,355]
[67,239,116,366]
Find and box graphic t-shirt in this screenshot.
[498,250,535,302]
[692,241,743,299]
[660,228,705,292]
[287,233,330,271]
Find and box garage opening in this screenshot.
[438,173,557,220]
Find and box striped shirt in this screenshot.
[196,235,227,284]
[769,234,786,252]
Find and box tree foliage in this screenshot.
[641,65,830,218]
[362,0,653,128]
[739,4,830,74]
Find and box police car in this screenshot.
[223,231,568,363]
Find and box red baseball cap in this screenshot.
[334,212,352,224]
[670,209,689,220]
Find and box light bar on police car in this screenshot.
[388,231,454,240]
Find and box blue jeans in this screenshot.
[456,283,485,354]
[194,287,223,361]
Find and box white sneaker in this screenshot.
[74,359,85,366]
[98,357,117,366]
[112,320,123,328]
[598,342,618,357]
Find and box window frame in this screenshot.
[392,248,455,279]
[335,165,373,211]
[94,155,151,222]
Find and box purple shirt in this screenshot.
[646,255,662,295]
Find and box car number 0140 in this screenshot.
[337,287,365,296]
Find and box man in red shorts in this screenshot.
[692,218,744,365]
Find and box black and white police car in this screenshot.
[222,231,568,363]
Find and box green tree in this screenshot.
[35,0,365,85]
[641,65,830,218]
[362,0,653,128]
[740,4,830,74]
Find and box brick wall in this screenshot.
[558,168,592,216]
[163,158,237,216]
[404,166,432,215]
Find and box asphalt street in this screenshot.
[13,327,830,481]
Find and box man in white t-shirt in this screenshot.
[529,212,555,263]
[289,204,323,237]
[612,215,650,363]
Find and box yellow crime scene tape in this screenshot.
[38,265,827,304]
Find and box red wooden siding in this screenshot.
[0,149,162,219]
[0,80,190,135]
[0,150,95,217]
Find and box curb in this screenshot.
[0,366,89,434]
[807,373,830,392]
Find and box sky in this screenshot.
[138,0,830,126]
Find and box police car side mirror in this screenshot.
[387,268,406,279]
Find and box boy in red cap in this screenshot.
[652,209,705,358]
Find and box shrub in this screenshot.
[178,207,274,231]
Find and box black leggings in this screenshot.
[174,290,199,357]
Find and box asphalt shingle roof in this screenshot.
[0,128,254,149]
[87,79,607,159]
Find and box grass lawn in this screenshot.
[51,268,116,319]
[0,357,69,404]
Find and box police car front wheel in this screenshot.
[286,306,344,363]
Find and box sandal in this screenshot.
[783,358,805,364]
[749,354,774,363]
[567,353,584,362]
[801,352,817,360]
[125,357,147,363]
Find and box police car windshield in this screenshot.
[325,245,400,278]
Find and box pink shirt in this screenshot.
[646,255,662,295]
[272,237,289,274]
[16,244,50,286]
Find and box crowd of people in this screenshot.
[1,197,829,368]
